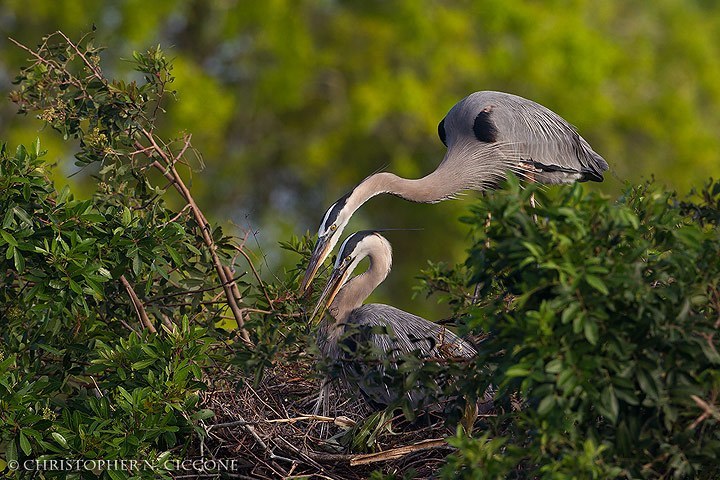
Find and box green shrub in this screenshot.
[1,32,264,478]
[423,177,720,478]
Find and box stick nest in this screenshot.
[190,355,486,479]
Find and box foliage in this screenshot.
[0,33,307,478]
[0,140,222,478]
[419,177,720,478]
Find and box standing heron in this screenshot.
[312,230,478,411]
[300,91,608,293]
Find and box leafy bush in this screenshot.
[0,32,278,478]
[420,177,720,478]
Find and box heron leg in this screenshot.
[527,171,539,223]
[312,379,333,438]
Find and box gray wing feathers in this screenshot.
[488,92,608,182]
[342,304,474,407]
[348,304,476,360]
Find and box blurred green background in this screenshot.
[2,0,719,317]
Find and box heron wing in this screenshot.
[489,92,608,182]
[347,304,476,360]
[331,304,475,407]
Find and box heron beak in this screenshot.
[310,263,351,321]
[300,234,332,296]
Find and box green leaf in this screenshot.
[505,365,531,378]
[51,432,68,448]
[637,369,660,402]
[13,206,33,226]
[585,274,609,295]
[121,206,132,226]
[131,359,157,370]
[107,469,128,480]
[561,302,580,324]
[117,386,133,404]
[132,253,141,275]
[599,386,619,423]
[6,437,18,462]
[15,144,27,161]
[13,248,25,273]
[0,229,19,247]
[68,278,83,295]
[192,409,215,421]
[537,395,556,416]
[583,318,599,345]
[19,431,32,455]
[545,359,563,374]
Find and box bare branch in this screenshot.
[350,438,449,466]
[119,274,156,333]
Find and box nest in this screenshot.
[189,355,490,479]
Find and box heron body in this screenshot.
[301,90,608,293]
[313,231,476,408]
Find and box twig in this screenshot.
[57,30,105,83]
[349,438,449,466]
[234,244,274,309]
[208,414,355,431]
[688,394,720,430]
[273,436,324,471]
[174,133,193,167]
[119,274,156,333]
[145,272,248,304]
[159,313,174,330]
[268,414,355,428]
[230,415,288,477]
[117,318,137,334]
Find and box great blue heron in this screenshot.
[300,91,608,293]
[312,230,478,412]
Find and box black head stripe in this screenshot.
[340,230,376,257]
[473,110,498,143]
[322,191,351,230]
[438,118,447,147]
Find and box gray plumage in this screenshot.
[439,91,607,186]
[313,231,475,408]
[301,90,608,294]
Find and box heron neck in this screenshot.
[330,253,391,324]
[346,165,468,213]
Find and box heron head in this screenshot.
[437,92,499,150]
[300,192,353,295]
[310,230,387,320]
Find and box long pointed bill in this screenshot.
[310,263,351,321]
[300,235,333,296]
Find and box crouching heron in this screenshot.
[301,91,608,293]
[311,230,483,416]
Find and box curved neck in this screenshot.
[330,250,391,324]
[348,166,467,211]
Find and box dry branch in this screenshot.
[119,274,156,333]
[350,438,449,466]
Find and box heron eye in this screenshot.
[344,255,351,263]
[330,224,337,232]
